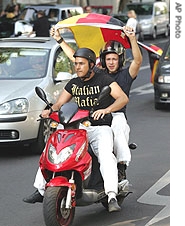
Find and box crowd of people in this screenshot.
[0,1,21,19]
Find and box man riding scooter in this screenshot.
[23,24,142,212]
[23,47,129,213]
[49,24,142,182]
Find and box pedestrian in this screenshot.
[13,3,21,18]
[126,10,140,61]
[102,8,108,15]
[48,9,58,22]
[85,5,93,13]
[127,10,138,33]
[6,5,16,18]
[29,10,50,37]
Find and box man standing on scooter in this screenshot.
[23,47,129,212]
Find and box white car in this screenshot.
[14,4,84,37]
[0,36,77,154]
[125,1,169,39]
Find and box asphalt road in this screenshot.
[0,36,170,226]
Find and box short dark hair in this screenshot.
[37,10,45,16]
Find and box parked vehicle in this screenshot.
[19,4,83,25]
[124,1,169,39]
[112,13,128,24]
[35,86,135,226]
[0,35,78,153]
[0,4,83,37]
[153,40,170,109]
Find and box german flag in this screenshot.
[55,13,131,57]
[138,42,163,84]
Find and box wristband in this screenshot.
[57,37,64,44]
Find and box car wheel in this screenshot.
[155,102,162,110]
[164,26,169,37]
[30,119,54,154]
[152,28,157,39]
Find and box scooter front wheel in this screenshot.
[43,186,75,226]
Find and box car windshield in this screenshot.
[126,4,153,15]
[0,48,50,79]
[18,8,37,22]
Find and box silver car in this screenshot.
[125,1,169,39]
[0,36,77,154]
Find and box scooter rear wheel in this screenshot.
[43,186,75,226]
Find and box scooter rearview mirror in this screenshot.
[35,87,50,106]
[129,143,137,150]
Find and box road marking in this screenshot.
[130,83,154,95]
[140,65,150,70]
[137,170,170,226]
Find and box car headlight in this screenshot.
[48,144,75,164]
[158,75,170,83]
[0,98,29,115]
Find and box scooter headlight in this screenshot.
[48,144,75,164]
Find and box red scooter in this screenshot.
[35,86,135,226]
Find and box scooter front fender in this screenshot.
[46,176,71,188]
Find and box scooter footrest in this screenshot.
[118,179,129,192]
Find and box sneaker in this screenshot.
[23,190,43,204]
[108,198,121,212]
[117,163,127,182]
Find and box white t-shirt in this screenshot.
[126,18,138,32]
